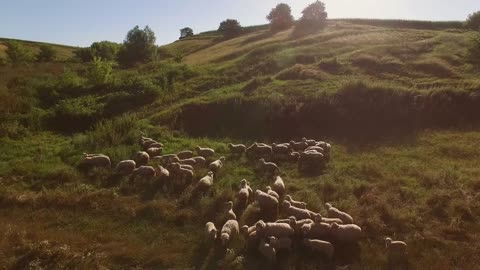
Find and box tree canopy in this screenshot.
[118,25,157,67]
[5,41,33,64]
[267,3,295,32]
[294,1,328,36]
[218,19,243,39]
[466,11,480,31]
[180,27,194,39]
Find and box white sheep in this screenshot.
[225,201,237,220]
[179,164,194,172]
[285,195,307,209]
[289,151,301,162]
[195,146,215,158]
[114,160,136,175]
[302,137,318,147]
[282,201,313,220]
[272,176,285,197]
[192,156,207,168]
[305,146,325,154]
[385,237,408,263]
[194,171,214,194]
[330,222,362,243]
[255,190,279,212]
[271,143,291,156]
[314,214,343,225]
[325,203,354,224]
[265,186,279,200]
[154,164,170,179]
[289,141,308,151]
[146,147,163,157]
[209,157,225,172]
[258,158,280,176]
[238,179,252,207]
[246,143,272,159]
[240,225,256,238]
[220,220,239,246]
[255,220,294,238]
[153,154,178,164]
[258,238,276,263]
[131,166,156,179]
[205,222,218,242]
[177,150,194,160]
[288,216,314,233]
[147,142,164,149]
[134,151,150,167]
[301,222,332,239]
[178,158,197,167]
[81,153,111,168]
[298,151,325,171]
[303,239,334,259]
[171,163,194,184]
[268,236,292,252]
[228,143,246,154]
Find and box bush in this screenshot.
[47,96,104,133]
[466,11,480,31]
[74,47,94,62]
[266,3,295,32]
[5,41,34,64]
[180,27,194,39]
[467,35,480,67]
[294,1,328,36]
[90,41,121,61]
[86,57,114,85]
[36,45,56,62]
[218,19,243,39]
[118,25,157,67]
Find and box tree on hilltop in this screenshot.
[294,1,328,36]
[267,3,295,32]
[218,19,243,39]
[118,25,157,67]
[180,27,194,39]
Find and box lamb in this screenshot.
[81,153,111,168]
[209,157,225,172]
[303,239,334,259]
[301,222,332,239]
[238,179,252,207]
[225,201,237,220]
[255,190,279,212]
[325,203,354,224]
[192,156,207,168]
[268,236,292,252]
[195,146,215,158]
[385,237,408,262]
[146,147,163,157]
[289,141,308,151]
[220,220,239,246]
[258,238,276,263]
[271,143,291,156]
[255,220,294,238]
[228,143,246,154]
[285,195,307,209]
[177,150,194,160]
[194,171,214,194]
[282,201,313,220]
[330,222,362,243]
[205,222,218,242]
[265,186,279,199]
[134,151,150,167]
[272,176,285,197]
[131,166,156,178]
[258,158,280,176]
[114,160,136,175]
[302,137,318,147]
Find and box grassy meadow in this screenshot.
[0,19,480,269]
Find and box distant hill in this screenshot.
[0,37,76,61]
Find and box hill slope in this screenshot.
[0,20,480,269]
[0,38,76,60]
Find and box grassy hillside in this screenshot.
[1,19,480,269]
[0,38,76,60]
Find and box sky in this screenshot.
[1,0,480,47]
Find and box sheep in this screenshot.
[302,137,318,147]
[192,156,207,168]
[205,222,218,242]
[271,143,291,156]
[301,222,332,239]
[195,146,215,158]
[289,151,301,162]
[131,166,156,179]
[289,141,308,151]
[272,176,285,197]
[171,163,194,184]
[209,157,225,172]
[325,203,354,224]
[154,165,170,178]
[385,237,408,263]
[220,220,239,246]
[268,236,292,252]
[330,222,362,243]
[241,225,256,238]
[114,160,136,175]
[258,238,276,263]
[288,216,315,233]
[303,239,334,259]
[258,158,280,176]
[265,186,279,200]
[246,143,273,159]
[225,201,237,220]
[315,214,343,225]
[285,195,307,209]
[255,190,279,212]
[298,151,325,171]
[152,154,178,164]
[81,153,111,168]
[228,143,246,155]
[146,147,163,157]
[255,220,294,238]
[180,164,194,171]
[147,142,164,149]
[134,151,150,167]
[282,201,313,220]
[238,179,252,207]
[194,171,214,194]
[305,146,325,154]
[177,150,194,160]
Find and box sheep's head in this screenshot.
[259,158,265,164]
[268,236,277,245]
[220,156,226,162]
[302,137,307,142]
[255,220,266,232]
[240,225,249,237]
[288,216,297,227]
[385,237,392,248]
[266,186,272,191]
[220,233,230,245]
[195,146,201,151]
[207,171,214,177]
[300,224,311,235]
[313,213,323,223]
[240,179,247,186]
[331,222,340,229]
[282,200,291,209]
[325,203,333,209]
[225,201,234,209]
[285,195,292,201]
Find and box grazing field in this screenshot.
[0,19,480,269]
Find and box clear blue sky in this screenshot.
[1,0,479,47]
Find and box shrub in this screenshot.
[218,19,243,39]
[294,1,328,36]
[5,40,34,64]
[90,41,121,61]
[467,35,480,67]
[266,3,295,32]
[47,96,104,133]
[86,57,114,85]
[36,45,56,62]
[74,47,94,62]
[118,25,157,67]
[466,11,480,31]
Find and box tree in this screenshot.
[294,1,328,36]
[118,25,157,67]
[180,27,194,39]
[218,19,243,39]
[5,41,33,64]
[37,44,56,62]
[267,3,295,32]
[90,41,121,61]
[74,47,94,62]
[466,11,480,31]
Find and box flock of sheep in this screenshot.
[79,134,408,267]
